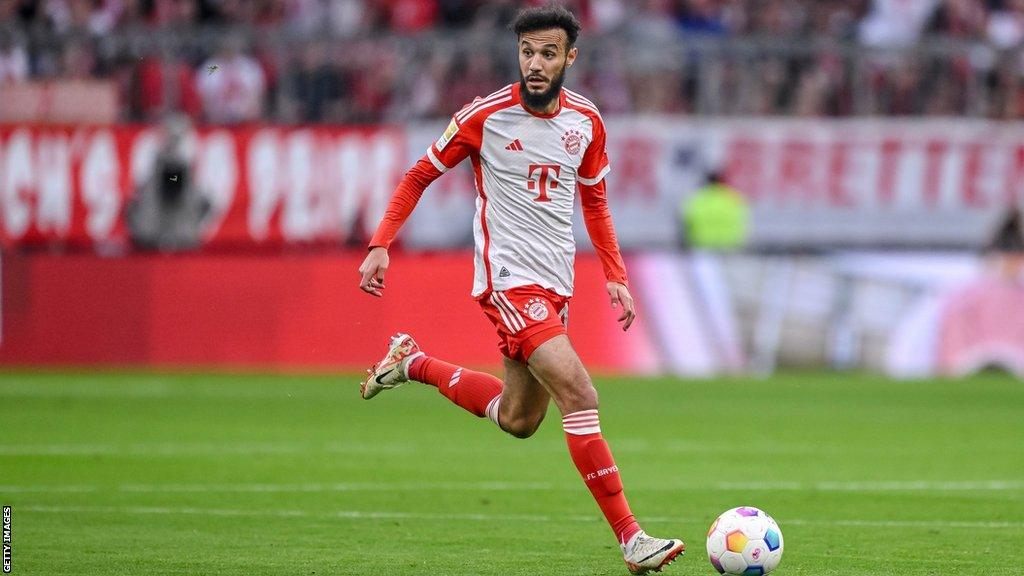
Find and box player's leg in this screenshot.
[360,333,550,436]
[495,356,550,438]
[362,333,504,419]
[526,335,634,539]
[527,335,684,574]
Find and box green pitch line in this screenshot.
[0,371,1021,575]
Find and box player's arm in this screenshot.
[577,116,635,330]
[579,179,635,330]
[358,157,442,296]
[359,117,472,297]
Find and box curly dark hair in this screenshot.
[510,4,582,50]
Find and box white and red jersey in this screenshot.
[371,82,627,298]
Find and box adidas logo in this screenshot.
[499,266,511,278]
[505,139,524,152]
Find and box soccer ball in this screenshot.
[706,506,784,575]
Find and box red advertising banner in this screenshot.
[0,251,656,374]
[4,120,1024,251]
[0,125,408,249]
[3,248,1021,377]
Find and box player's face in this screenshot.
[518,29,578,110]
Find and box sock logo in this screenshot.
[448,368,463,388]
[585,465,619,480]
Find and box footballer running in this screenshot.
[357,5,685,574]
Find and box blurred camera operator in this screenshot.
[126,115,211,251]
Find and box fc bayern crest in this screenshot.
[561,129,583,156]
[524,298,549,321]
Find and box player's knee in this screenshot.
[554,380,598,413]
[502,413,545,439]
[507,425,537,439]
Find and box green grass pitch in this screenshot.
[0,371,1021,575]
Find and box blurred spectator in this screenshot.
[327,0,373,36]
[792,62,833,116]
[860,0,941,47]
[750,0,811,37]
[58,36,97,79]
[4,0,1024,121]
[990,55,1024,117]
[439,0,484,27]
[627,0,680,43]
[36,0,125,34]
[283,0,331,34]
[926,0,987,39]
[677,0,728,36]
[680,171,750,250]
[134,56,202,120]
[126,115,211,251]
[395,51,449,120]
[588,0,629,32]
[87,0,126,35]
[988,0,1024,48]
[347,40,399,121]
[196,34,266,123]
[146,0,200,27]
[808,0,864,39]
[385,0,438,34]
[201,0,284,27]
[446,51,500,114]
[38,0,75,33]
[580,43,633,114]
[0,27,28,85]
[286,41,345,122]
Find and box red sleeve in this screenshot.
[368,110,482,249]
[578,114,611,186]
[579,178,628,285]
[426,114,477,172]
[368,156,443,249]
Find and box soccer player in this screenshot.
[357,6,685,574]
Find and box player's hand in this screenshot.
[359,247,389,297]
[607,281,636,331]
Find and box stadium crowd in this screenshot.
[1,0,1024,121]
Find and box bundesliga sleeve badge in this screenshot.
[435,119,459,151]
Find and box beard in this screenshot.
[519,64,567,110]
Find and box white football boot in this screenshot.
[622,530,685,575]
[360,333,424,400]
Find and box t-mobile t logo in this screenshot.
[526,163,561,202]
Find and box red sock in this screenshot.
[409,355,503,423]
[563,409,641,546]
